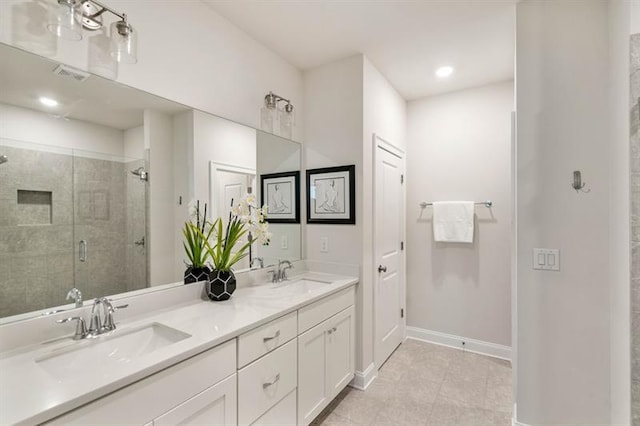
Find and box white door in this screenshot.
[374,136,405,368]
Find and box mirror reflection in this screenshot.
[0,43,302,320]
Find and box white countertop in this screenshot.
[0,271,358,425]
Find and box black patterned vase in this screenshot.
[184,265,212,285]
[206,270,236,301]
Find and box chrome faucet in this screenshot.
[66,287,83,308]
[250,257,264,269]
[268,260,294,283]
[58,297,128,339]
[88,297,106,336]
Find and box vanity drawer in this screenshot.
[238,311,297,368]
[298,286,355,334]
[251,389,296,426]
[238,339,297,425]
[47,339,237,425]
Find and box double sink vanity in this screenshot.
[0,265,358,425]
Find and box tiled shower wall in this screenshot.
[632,33,640,425]
[0,146,74,317]
[0,146,146,317]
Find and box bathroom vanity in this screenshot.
[0,269,357,426]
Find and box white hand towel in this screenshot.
[433,201,474,243]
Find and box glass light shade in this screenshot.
[88,32,118,80]
[47,0,82,41]
[261,106,275,134]
[278,107,295,140]
[110,20,137,64]
[12,1,57,56]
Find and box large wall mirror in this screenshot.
[0,43,302,322]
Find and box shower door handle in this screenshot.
[79,240,87,262]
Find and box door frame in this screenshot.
[209,161,256,220]
[372,133,407,369]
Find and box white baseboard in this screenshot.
[349,362,377,390]
[406,326,512,361]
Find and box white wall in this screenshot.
[609,1,631,423]
[0,103,124,156]
[0,0,303,141]
[303,54,407,378]
[124,125,144,160]
[406,81,513,347]
[192,111,257,211]
[516,1,611,423]
[145,109,177,285]
[303,55,365,371]
[362,57,407,374]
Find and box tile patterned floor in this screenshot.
[311,339,512,426]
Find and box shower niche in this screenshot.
[16,190,53,225]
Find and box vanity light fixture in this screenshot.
[39,96,59,107]
[435,65,454,78]
[261,92,295,139]
[46,0,138,64]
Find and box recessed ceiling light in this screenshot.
[435,66,454,78]
[39,96,59,107]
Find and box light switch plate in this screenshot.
[281,235,288,249]
[533,248,560,271]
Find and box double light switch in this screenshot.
[533,248,560,271]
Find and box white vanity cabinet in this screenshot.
[46,340,237,426]
[297,289,356,426]
[152,374,237,425]
[41,283,357,426]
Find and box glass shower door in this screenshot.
[72,150,148,303]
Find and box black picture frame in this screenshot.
[260,171,300,224]
[306,165,356,225]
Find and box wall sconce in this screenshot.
[42,0,138,64]
[261,91,295,139]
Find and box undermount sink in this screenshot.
[271,278,333,294]
[36,323,191,381]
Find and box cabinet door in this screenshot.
[154,374,237,426]
[297,319,329,425]
[326,306,355,399]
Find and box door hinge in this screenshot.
[401,308,404,318]
[400,241,404,251]
[400,174,404,184]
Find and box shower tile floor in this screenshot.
[312,339,512,426]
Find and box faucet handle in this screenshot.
[57,317,88,340]
[267,268,278,283]
[66,287,83,308]
[102,302,128,332]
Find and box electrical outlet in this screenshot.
[320,237,329,253]
[281,235,288,250]
[533,248,560,271]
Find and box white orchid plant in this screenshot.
[195,194,271,272]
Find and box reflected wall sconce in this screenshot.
[46,0,137,64]
[261,91,295,139]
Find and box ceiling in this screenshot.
[204,0,516,100]
[0,44,187,130]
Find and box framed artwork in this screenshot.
[260,171,300,223]
[306,165,356,224]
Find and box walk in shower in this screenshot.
[0,140,148,318]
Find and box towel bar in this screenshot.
[419,201,493,208]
